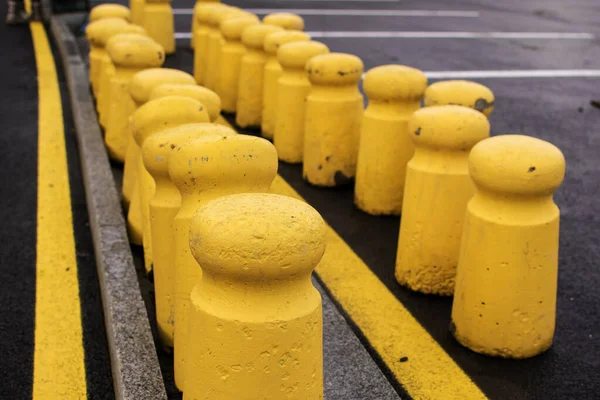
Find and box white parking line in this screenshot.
[424,69,600,79]
[172,8,480,17]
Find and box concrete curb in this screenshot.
[50,15,167,400]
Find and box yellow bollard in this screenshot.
[132,96,210,277]
[104,37,164,162]
[191,1,222,48]
[273,41,330,163]
[236,24,284,128]
[424,80,495,116]
[130,0,145,25]
[261,30,311,139]
[185,192,326,400]
[263,12,305,31]
[85,18,129,94]
[90,4,131,22]
[149,84,221,122]
[451,135,565,358]
[123,69,195,244]
[217,17,260,112]
[169,133,278,391]
[303,53,364,187]
[98,27,149,128]
[141,122,233,349]
[354,65,428,216]
[142,0,175,54]
[395,106,490,295]
[193,3,228,85]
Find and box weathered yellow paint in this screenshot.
[268,176,488,400]
[98,28,149,128]
[303,53,364,186]
[354,65,428,215]
[142,0,175,54]
[395,106,490,295]
[193,3,228,85]
[84,18,128,93]
[133,96,210,273]
[185,193,325,400]
[452,135,565,358]
[236,24,284,128]
[30,20,87,399]
[424,80,495,116]
[105,36,164,162]
[149,83,221,122]
[191,1,223,47]
[217,17,260,112]
[123,69,195,244]
[90,4,130,22]
[263,12,305,31]
[130,0,146,25]
[273,41,329,163]
[261,30,310,139]
[169,133,278,390]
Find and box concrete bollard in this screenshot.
[149,84,222,122]
[261,30,311,139]
[185,193,326,400]
[263,12,305,31]
[236,24,284,128]
[452,135,565,358]
[85,18,129,94]
[122,68,196,245]
[142,0,175,54]
[303,53,364,187]
[273,41,330,163]
[424,80,495,116]
[90,4,131,22]
[395,105,490,295]
[98,28,149,128]
[193,3,228,85]
[169,133,278,391]
[130,0,146,25]
[104,35,164,162]
[354,65,428,216]
[216,17,260,112]
[132,96,210,274]
[141,122,234,349]
[191,0,222,48]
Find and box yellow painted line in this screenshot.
[29,16,88,399]
[217,117,487,399]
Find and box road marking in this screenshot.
[28,15,87,400]
[425,69,600,79]
[304,31,595,39]
[213,117,488,400]
[173,8,480,17]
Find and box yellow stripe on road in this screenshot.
[29,20,87,399]
[217,117,487,399]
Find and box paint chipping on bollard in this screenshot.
[425,80,495,116]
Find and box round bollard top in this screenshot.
[142,123,235,178]
[122,24,147,35]
[149,84,221,122]
[263,12,305,31]
[221,17,260,40]
[424,80,495,116]
[196,3,228,24]
[107,36,164,68]
[132,96,210,146]
[408,105,490,151]
[278,41,330,70]
[364,65,428,102]
[264,30,310,55]
[96,22,145,47]
[129,68,196,104]
[90,4,130,22]
[168,134,278,195]
[215,8,257,27]
[306,53,364,86]
[242,24,284,50]
[190,193,326,280]
[85,18,129,47]
[469,135,565,196]
[205,5,238,27]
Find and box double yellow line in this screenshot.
[27,3,87,398]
